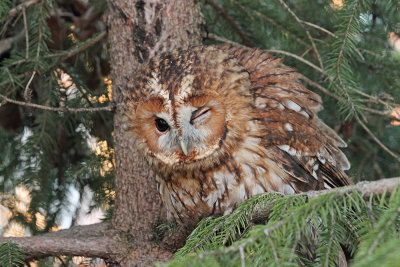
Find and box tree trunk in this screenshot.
[106,0,203,265]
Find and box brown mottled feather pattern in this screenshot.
[120,45,352,223]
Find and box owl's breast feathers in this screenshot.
[130,46,351,223]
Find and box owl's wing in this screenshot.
[232,47,351,191]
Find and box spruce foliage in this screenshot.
[165,189,400,266]
[1,0,113,238]
[0,242,25,267]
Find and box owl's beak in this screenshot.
[179,139,189,156]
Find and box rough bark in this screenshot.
[106,0,203,265]
[0,223,123,262]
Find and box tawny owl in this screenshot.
[121,45,351,223]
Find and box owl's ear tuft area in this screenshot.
[136,97,165,114]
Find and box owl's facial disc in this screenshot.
[134,94,227,166]
[152,99,225,165]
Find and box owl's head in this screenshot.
[122,46,253,169]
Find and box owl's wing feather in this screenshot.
[232,47,351,190]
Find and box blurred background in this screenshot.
[0,0,399,265]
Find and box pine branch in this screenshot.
[0,93,114,112]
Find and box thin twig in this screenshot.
[8,31,107,67]
[6,0,40,19]
[23,70,36,102]
[302,21,337,38]
[239,245,246,267]
[304,18,366,62]
[360,107,391,116]
[355,114,400,163]
[4,67,15,88]
[36,24,42,61]
[266,49,325,74]
[206,0,253,46]
[276,0,324,69]
[22,7,29,59]
[52,31,107,61]
[300,47,312,57]
[299,75,341,101]
[302,15,366,62]
[352,88,397,109]
[207,33,246,48]
[0,93,114,112]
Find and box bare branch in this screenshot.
[0,223,123,261]
[305,176,400,199]
[0,93,114,112]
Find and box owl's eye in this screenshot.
[155,118,170,132]
[190,107,211,124]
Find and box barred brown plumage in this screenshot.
[120,45,351,223]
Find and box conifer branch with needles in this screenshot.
[168,177,400,266]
